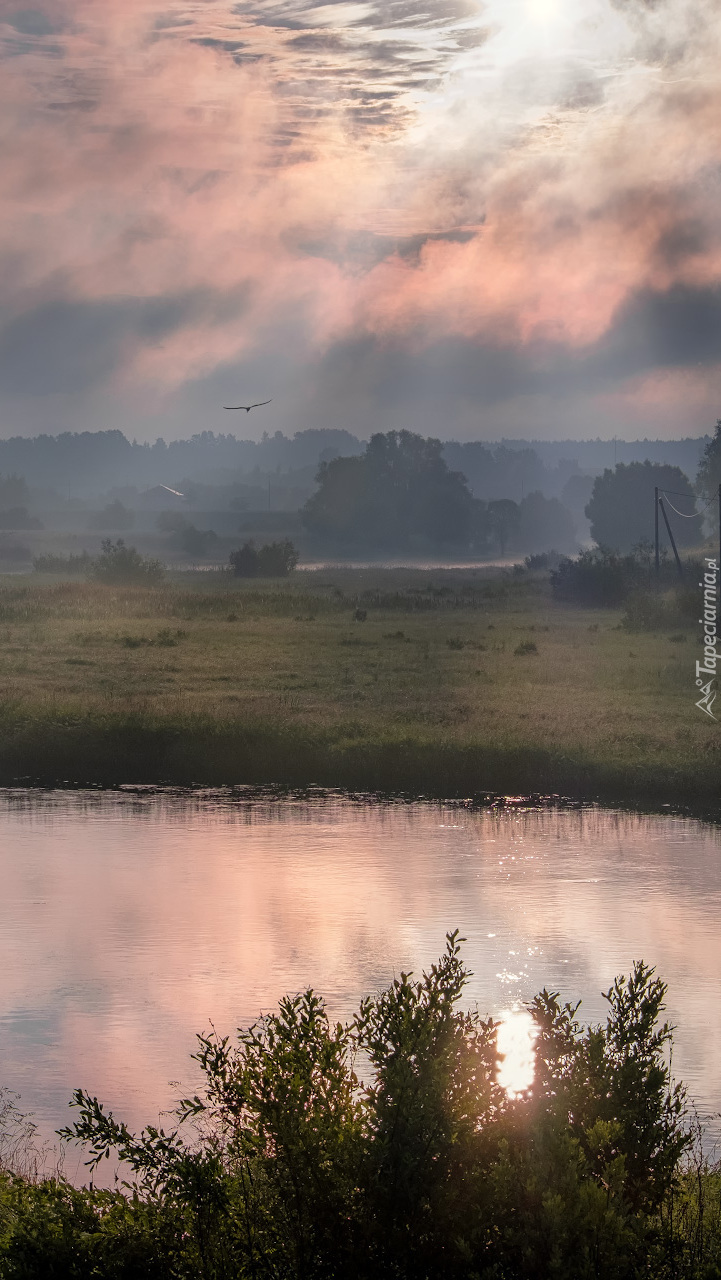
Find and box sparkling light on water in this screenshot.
[497,1008,538,1097]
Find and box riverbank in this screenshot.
[0,568,717,803]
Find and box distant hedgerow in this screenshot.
[32,552,94,575]
[229,538,298,578]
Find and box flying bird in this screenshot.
[223,400,272,413]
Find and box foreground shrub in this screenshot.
[550,547,644,606]
[92,539,165,586]
[3,934,701,1278]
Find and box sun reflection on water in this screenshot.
[497,1008,538,1097]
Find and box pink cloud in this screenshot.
[0,0,720,433]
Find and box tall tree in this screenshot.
[487,498,519,556]
[586,461,699,551]
[696,418,721,531]
[518,491,577,553]
[302,430,475,549]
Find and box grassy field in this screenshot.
[0,566,717,804]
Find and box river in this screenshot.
[1,789,720,1177]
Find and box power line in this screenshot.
[659,490,715,518]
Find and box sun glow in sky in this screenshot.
[0,0,720,440]
[526,0,562,23]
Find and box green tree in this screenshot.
[487,498,520,556]
[0,474,29,509]
[90,500,135,531]
[518,491,577,554]
[303,431,474,550]
[586,462,699,551]
[696,418,721,532]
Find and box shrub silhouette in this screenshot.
[229,540,260,577]
[92,539,165,585]
[25,934,697,1280]
[230,539,298,577]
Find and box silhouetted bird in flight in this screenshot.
[223,400,272,413]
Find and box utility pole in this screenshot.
[659,497,684,580]
[654,486,659,579]
[718,482,720,569]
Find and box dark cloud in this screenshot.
[225,0,490,138]
[654,219,713,270]
[191,37,248,52]
[0,292,248,396]
[282,280,721,436]
[588,282,721,379]
[295,228,478,267]
[288,31,346,50]
[3,8,66,36]
[46,98,98,112]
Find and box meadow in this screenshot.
[0,565,715,803]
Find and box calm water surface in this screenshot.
[1,790,720,1170]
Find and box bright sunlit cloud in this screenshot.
[497,1007,537,1096]
[0,0,720,439]
[526,0,562,24]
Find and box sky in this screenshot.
[1,0,720,442]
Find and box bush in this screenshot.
[0,507,43,531]
[228,540,259,577]
[178,524,219,557]
[32,552,94,575]
[257,539,298,576]
[525,550,563,571]
[230,539,298,577]
[25,935,704,1279]
[92,540,165,586]
[551,547,645,606]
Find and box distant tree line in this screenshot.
[301,431,578,555]
[0,427,706,505]
[3,423,718,562]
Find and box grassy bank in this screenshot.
[0,567,717,803]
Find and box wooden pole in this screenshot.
[658,498,683,579]
[718,482,720,568]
